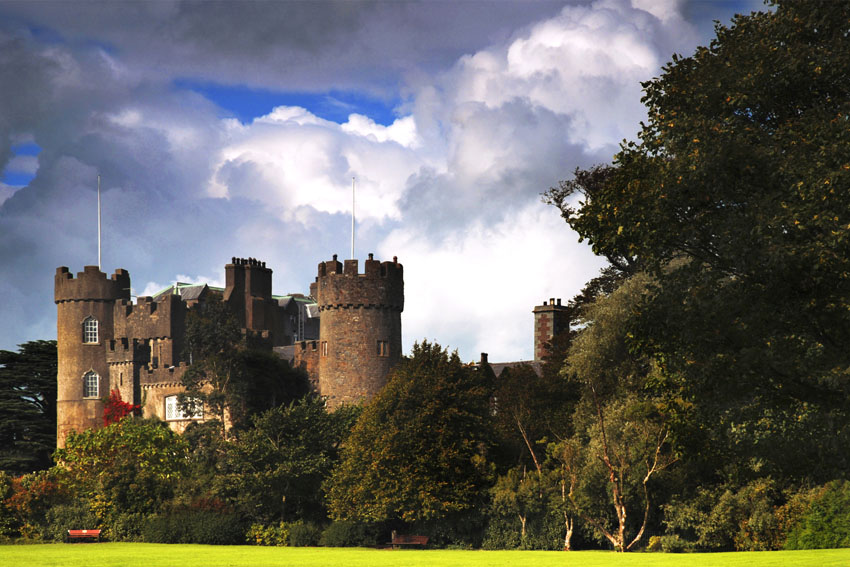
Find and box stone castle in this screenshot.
[54,253,403,446]
[55,250,568,447]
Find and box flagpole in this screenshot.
[97,174,102,269]
[351,177,355,260]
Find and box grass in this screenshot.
[0,544,849,567]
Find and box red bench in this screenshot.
[389,534,429,549]
[67,529,101,542]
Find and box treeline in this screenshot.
[2,0,850,551]
[0,335,847,550]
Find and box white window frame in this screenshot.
[82,317,98,344]
[83,371,99,398]
[165,395,203,421]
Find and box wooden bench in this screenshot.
[67,529,101,542]
[389,534,429,549]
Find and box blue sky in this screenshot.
[176,81,401,126]
[0,0,765,361]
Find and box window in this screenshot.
[83,371,99,398]
[321,341,328,357]
[82,317,98,344]
[165,395,203,421]
[377,340,389,357]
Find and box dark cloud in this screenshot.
[0,0,772,358]
[1,0,567,94]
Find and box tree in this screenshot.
[53,418,189,535]
[545,1,850,482]
[221,397,358,524]
[555,275,676,552]
[0,341,57,474]
[181,298,243,435]
[181,297,308,436]
[327,341,494,536]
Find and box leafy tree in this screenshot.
[327,341,494,537]
[545,1,850,482]
[221,397,358,524]
[0,341,57,474]
[554,275,677,552]
[181,298,309,436]
[54,418,189,536]
[181,298,243,435]
[492,364,572,474]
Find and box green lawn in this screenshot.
[1,544,849,567]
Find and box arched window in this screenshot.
[83,371,99,398]
[82,317,98,344]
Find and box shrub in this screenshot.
[664,478,783,551]
[785,480,850,550]
[319,520,380,547]
[647,534,693,553]
[143,509,246,545]
[43,500,98,542]
[246,522,289,546]
[288,521,321,547]
[110,512,150,542]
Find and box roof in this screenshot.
[487,360,542,378]
[152,282,221,300]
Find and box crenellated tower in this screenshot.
[312,253,403,407]
[55,266,130,447]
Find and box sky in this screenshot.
[0,0,764,363]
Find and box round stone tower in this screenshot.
[55,265,131,446]
[312,254,403,407]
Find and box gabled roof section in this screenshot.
[152,282,223,301]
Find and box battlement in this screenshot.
[55,266,131,303]
[114,293,185,340]
[316,253,402,280]
[314,254,404,311]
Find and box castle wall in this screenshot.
[315,254,403,407]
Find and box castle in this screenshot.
[54,254,403,447]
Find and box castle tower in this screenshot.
[313,254,403,407]
[532,297,570,361]
[55,266,131,447]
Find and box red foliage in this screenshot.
[102,389,141,426]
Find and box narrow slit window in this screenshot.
[377,340,389,357]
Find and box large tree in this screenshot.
[551,274,677,552]
[327,341,494,536]
[545,1,850,482]
[181,298,308,435]
[0,341,57,474]
[221,397,359,524]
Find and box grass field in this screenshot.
[1,544,849,567]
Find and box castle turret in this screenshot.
[55,266,131,446]
[224,257,277,341]
[314,253,403,407]
[532,297,570,361]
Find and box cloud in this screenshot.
[0,0,733,361]
[0,1,566,94]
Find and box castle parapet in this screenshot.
[315,253,404,311]
[55,266,131,303]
